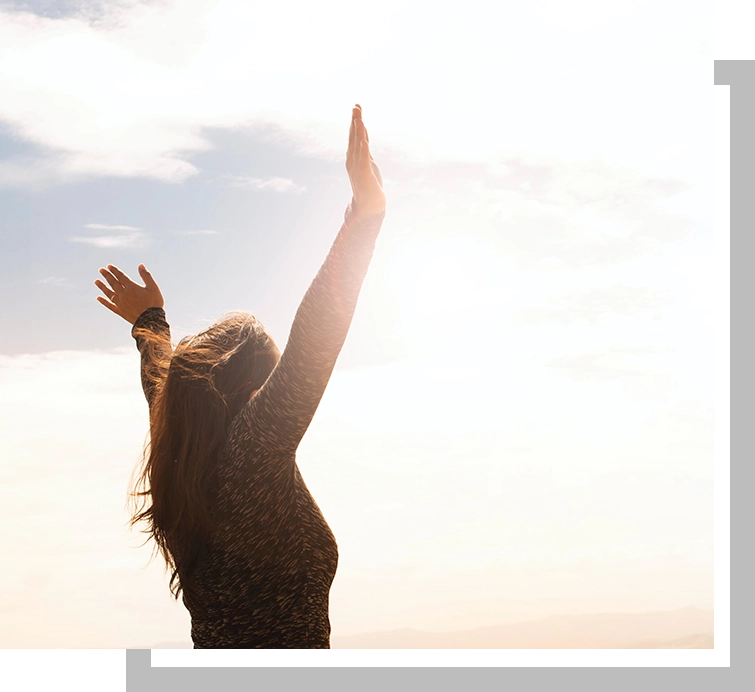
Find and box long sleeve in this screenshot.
[131,306,172,410]
[231,208,385,455]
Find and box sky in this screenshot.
[0,0,715,648]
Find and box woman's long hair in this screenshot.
[129,312,279,611]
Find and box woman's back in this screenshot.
[191,434,338,648]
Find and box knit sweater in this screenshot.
[132,209,384,648]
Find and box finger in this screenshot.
[138,264,158,291]
[107,264,134,287]
[99,267,123,292]
[347,107,358,169]
[94,279,115,300]
[358,112,369,144]
[347,105,362,165]
[359,138,373,173]
[96,295,121,316]
[357,118,370,151]
[351,112,368,176]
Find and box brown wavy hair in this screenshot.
[129,312,280,611]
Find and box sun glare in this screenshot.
[381,234,506,354]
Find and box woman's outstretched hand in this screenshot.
[94,264,164,325]
[346,104,386,221]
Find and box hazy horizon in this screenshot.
[142,606,714,650]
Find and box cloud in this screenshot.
[69,221,149,247]
[545,346,675,396]
[388,157,693,266]
[219,175,306,193]
[0,153,71,188]
[84,222,143,231]
[37,276,69,286]
[69,232,147,247]
[0,1,708,185]
[0,0,151,25]
[515,285,663,326]
[170,229,219,235]
[0,346,180,647]
[72,222,218,242]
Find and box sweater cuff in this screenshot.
[131,306,168,339]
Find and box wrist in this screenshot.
[346,199,386,224]
[132,305,165,324]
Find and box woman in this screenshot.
[94,105,386,648]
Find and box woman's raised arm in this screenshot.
[233,105,386,453]
[95,264,170,408]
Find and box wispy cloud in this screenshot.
[69,233,147,248]
[70,222,148,248]
[68,223,149,248]
[388,158,693,267]
[170,229,220,236]
[545,346,674,396]
[0,0,142,26]
[84,223,143,232]
[37,276,69,286]
[515,285,663,327]
[220,175,306,193]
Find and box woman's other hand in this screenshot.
[94,264,164,325]
[346,104,386,221]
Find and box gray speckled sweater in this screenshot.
[132,209,384,648]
